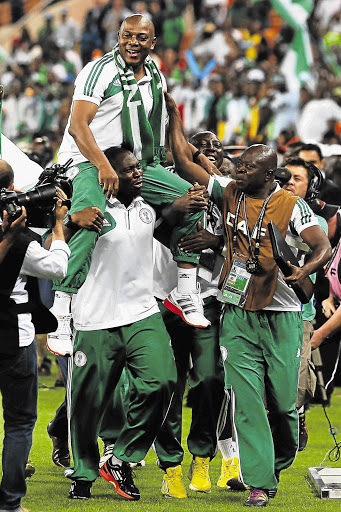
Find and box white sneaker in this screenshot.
[47,314,73,356]
[99,444,114,468]
[163,284,211,328]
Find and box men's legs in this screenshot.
[296,320,316,451]
[154,302,191,470]
[54,164,107,293]
[142,163,209,328]
[47,355,70,468]
[0,343,38,511]
[69,329,125,483]
[113,313,177,462]
[220,306,278,491]
[265,311,303,474]
[187,297,226,460]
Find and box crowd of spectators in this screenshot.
[0,0,340,182]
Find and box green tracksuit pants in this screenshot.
[220,305,303,490]
[54,162,203,292]
[154,297,227,467]
[68,313,177,482]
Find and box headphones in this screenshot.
[305,163,324,203]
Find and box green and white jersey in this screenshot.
[72,196,159,330]
[208,177,319,311]
[58,51,167,166]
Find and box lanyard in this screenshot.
[232,189,275,273]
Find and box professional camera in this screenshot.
[0,159,73,228]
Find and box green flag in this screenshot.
[252,0,314,90]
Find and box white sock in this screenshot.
[176,267,197,294]
[110,455,123,466]
[51,291,72,317]
[219,438,237,460]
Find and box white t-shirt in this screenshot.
[11,239,70,347]
[72,196,159,331]
[208,177,319,311]
[58,52,167,166]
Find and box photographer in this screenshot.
[0,208,27,264]
[0,158,70,512]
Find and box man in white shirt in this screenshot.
[0,159,70,512]
[51,14,212,343]
[67,147,177,502]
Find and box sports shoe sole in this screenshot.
[99,465,139,501]
[189,482,211,493]
[163,297,210,328]
[46,336,73,356]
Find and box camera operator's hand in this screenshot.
[55,188,69,223]
[2,207,27,237]
[51,188,69,243]
[71,207,104,233]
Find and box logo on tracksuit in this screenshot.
[74,351,87,367]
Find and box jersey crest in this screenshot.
[139,208,153,224]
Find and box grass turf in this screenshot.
[1,364,341,511]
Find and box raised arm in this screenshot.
[165,92,212,187]
[69,100,119,198]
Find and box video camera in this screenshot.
[0,159,73,228]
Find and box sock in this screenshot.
[51,291,72,317]
[297,405,304,414]
[110,455,123,466]
[176,267,197,294]
[218,438,237,460]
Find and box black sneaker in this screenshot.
[99,459,140,501]
[68,480,92,499]
[47,423,70,468]
[244,488,269,507]
[298,412,308,451]
[268,470,280,498]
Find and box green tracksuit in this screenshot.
[220,306,303,490]
[154,297,227,467]
[69,313,177,482]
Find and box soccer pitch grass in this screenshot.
[1,366,341,511]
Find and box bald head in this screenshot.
[244,144,277,172]
[118,15,156,72]
[235,144,277,198]
[0,159,14,189]
[120,15,155,38]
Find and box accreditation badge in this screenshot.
[219,254,253,307]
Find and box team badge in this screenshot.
[74,351,87,367]
[139,208,153,224]
[220,346,228,362]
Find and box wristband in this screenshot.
[63,213,80,231]
[193,150,202,163]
